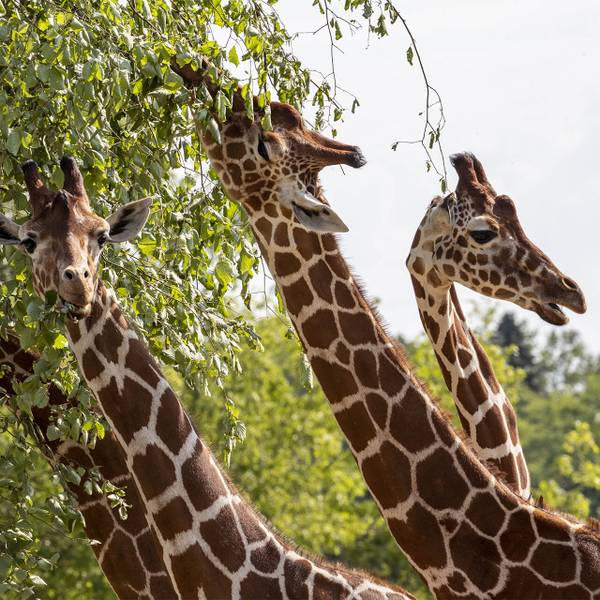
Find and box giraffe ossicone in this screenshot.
[0,157,412,599]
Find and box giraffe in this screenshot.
[0,334,177,599]
[0,157,412,600]
[173,61,600,598]
[406,151,587,500]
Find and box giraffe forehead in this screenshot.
[26,206,107,240]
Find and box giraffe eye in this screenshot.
[21,238,36,254]
[257,136,269,161]
[97,232,108,247]
[469,230,497,244]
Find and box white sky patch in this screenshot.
[265,0,600,351]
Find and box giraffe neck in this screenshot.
[0,335,177,599]
[245,202,599,598]
[409,272,530,498]
[64,281,411,600]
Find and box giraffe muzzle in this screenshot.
[58,271,95,319]
[348,148,367,169]
[58,294,92,320]
[533,294,586,326]
[532,272,587,325]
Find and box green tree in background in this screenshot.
[495,313,600,519]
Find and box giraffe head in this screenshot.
[0,157,150,318]
[407,152,586,325]
[204,101,366,233]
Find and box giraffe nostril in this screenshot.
[562,277,578,291]
[83,269,90,279]
[64,269,74,281]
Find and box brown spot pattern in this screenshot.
[390,388,435,452]
[282,278,313,316]
[200,505,246,572]
[308,260,333,302]
[132,444,176,500]
[311,357,358,403]
[417,448,469,510]
[389,503,447,569]
[82,348,104,380]
[181,440,229,512]
[302,309,338,349]
[155,496,193,540]
[100,376,152,444]
[361,442,411,509]
[155,388,192,454]
[336,401,377,453]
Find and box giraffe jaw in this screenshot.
[533,301,569,326]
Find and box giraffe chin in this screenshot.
[59,296,92,321]
[533,301,569,326]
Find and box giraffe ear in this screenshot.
[0,214,21,245]
[291,192,349,233]
[427,205,451,236]
[107,198,152,242]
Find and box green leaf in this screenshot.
[132,79,144,95]
[300,352,313,390]
[6,129,21,155]
[52,334,69,349]
[46,425,61,441]
[228,46,240,66]
[95,421,105,440]
[137,238,157,256]
[207,118,221,144]
[215,258,234,286]
[32,387,48,408]
[29,575,46,587]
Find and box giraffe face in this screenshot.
[0,158,151,319]
[19,192,109,311]
[408,152,586,325]
[205,102,365,231]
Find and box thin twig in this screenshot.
[386,2,448,189]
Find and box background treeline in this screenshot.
[2,308,597,599]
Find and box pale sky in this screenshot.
[269,0,600,352]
